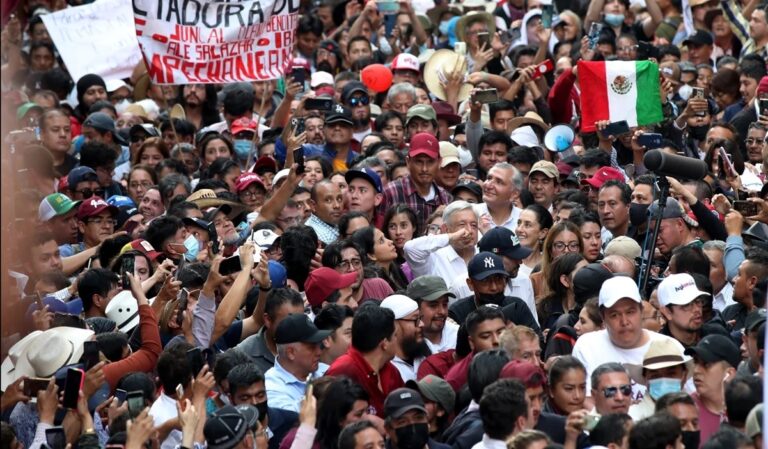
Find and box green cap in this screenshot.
[405,104,436,125]
[406,275,456,302]
[38,193,81,222]
[16,102,43,121]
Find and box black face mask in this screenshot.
[255,401,269,424]
[394,423,429,449]
[629,202,650,226]
[681,430,700,449]
[317,61,335,74]
[475,291,505,307]
[689,125,709,141]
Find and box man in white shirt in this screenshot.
[406,275,459,354]
[474,163,523,233]
[404,201,479,299]
[702,240,735,311]
[572,275,686,403]
[381,294,430,382]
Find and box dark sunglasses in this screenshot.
[77,188,105,199]
[348,95,370,107]
[602,384,632,398]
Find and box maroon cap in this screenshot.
[432,101,461,126]
[77,196,118,220]
[304,267,357,307]
[556,161,574,178]
[254,156,278,173]
[235,173,265,193]
[581,166,624,189]
[499,360,546,388]
[408,133,440,159]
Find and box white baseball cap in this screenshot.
[391,53,420,73]
[310,71,334,88]
[381,294,418,319]
[598,276,642,308]
[657,273,710,307]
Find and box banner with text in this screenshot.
[42,0,143,82]
[133,0,300,84]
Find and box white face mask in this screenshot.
[678,84,693,101]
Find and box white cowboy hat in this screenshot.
[9,327,94,386]
[1,331,42,392]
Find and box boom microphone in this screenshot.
[643,149,708,180]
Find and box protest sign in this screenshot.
[41,0,143,82]
[133,0,301,85]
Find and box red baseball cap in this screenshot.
[409,133,440,159]
[304,267,357,307]
[231,118,258,136]
[235,173,266,193]
[77,196,118,220]
[129,239,162,261]
[499,360,547,388]
[581,167,624,189]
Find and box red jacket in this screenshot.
[103,305,162,390]
[547,68,580,128]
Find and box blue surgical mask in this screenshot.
[648,377,681,400]
[604,13,625,27]
[233,140,252,160]
[439,20,451,36]
[183,234,201,261]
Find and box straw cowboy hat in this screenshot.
[186,189,245,220]
[455,11,496,43]
[424,50,473,102]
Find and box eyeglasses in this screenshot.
[76,188,105,199]
[466,29,488,36]
[553,242,581,251]
[678,298,704,312]
[129,181,153,190]
[348,95,370,107]
[240,189,264,199]
[87,217,116,226]
[398,316,422,326]
[602,384,632,398]
[338,258,362,271]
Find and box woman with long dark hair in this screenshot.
[536,253,587,332]
[351,226,409,291]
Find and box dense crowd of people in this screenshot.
[1,0,767,449]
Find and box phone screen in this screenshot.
[121,254,135,290]
[294,147,305,175]
[23,377,51,397]
[115,389,127,405]
[541,4,553,28]
[82,340,100,371]
[208,223,219,255]
[126,391,144,418]
[45,427,67,449]
[62,368,84,409]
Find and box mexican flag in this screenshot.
[577,60,663,133]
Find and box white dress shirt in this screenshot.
[473,203,522,233]
[404,234,477,301]
[712,282,735,312]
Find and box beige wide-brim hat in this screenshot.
[186,189,245,220]
[424,50,473,102]
[456,11,496,43]
[1,331,42,392]
[624,338,693,385]
[6,327,94,388]
[508,111,551,134]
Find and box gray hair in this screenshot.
[491,162,524,191]
[591,362,628,392]
[355,157,386,170]
[171,143,200,171]
[702,240,726,253]
[386,82,417,104]
[158,173,191,202]
[442,200,477,225]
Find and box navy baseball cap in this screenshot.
[67,166,98,189]
[344,167,383,193]
[468,252,508,280]
[478,227,532,261]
